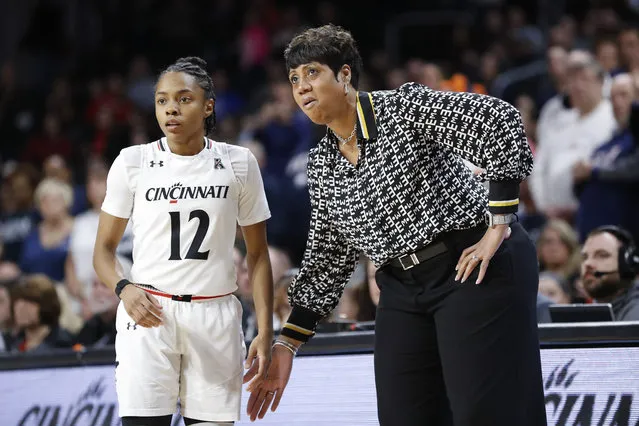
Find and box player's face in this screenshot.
[154,72,214,143]
[288,62,347,125]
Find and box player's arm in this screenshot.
[236,148,275,392]
[93,150,163,328]
[93,212,129,291]
[242,221,274,339]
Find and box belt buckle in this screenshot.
[172,294,192,302]
[398,253,420,270]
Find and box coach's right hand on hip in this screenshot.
[120,285,163,328]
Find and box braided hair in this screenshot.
[160,56,216,135]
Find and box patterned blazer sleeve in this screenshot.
[280,148,359,343]
[396,82,533,214]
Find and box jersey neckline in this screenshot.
[157,137,212,158]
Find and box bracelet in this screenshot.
[114,279,132,299]
[273,339,299,356]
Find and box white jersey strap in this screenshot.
[208,138,238,182]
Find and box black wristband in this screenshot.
[115,279,132,299]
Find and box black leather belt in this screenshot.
[389,241,448,270]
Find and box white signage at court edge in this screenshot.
[0,348,638,425]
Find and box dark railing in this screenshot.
[2,322,638,371]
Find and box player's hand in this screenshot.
[243,332,273,393]
[455,224,511,285]
[119,285,163,328]
[246,343,295,421]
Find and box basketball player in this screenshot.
[93,57,274,426]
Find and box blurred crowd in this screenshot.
[2,0,639,354]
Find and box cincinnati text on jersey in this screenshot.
[145,182,230,202]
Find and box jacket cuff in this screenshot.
[488,180,520,214]
[280,305,324,343]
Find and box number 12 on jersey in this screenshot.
[169,210,210,260]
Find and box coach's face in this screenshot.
[289,62,351,125]
[155,72,214,143]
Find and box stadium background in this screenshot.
[1,0,639,424]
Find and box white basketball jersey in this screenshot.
[102,138,271,296]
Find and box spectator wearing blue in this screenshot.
[241,80,314,179]
[573,73,639,242]
[19,178,74,283]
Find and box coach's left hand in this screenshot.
[243,332,273,393]
[455,224,511,285]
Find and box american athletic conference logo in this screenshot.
[544,359,637,424]
[145,182,230,204]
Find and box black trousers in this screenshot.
[374,223,547,426]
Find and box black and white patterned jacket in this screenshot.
[280,82,533,342]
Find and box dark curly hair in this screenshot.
[159,56,216,135]
[284,24,363,89]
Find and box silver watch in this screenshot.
[485,212,516,227]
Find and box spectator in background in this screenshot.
[517,177,546,244]
[538,271,573,305]
[242,246,292,340]
[0,163,39,263]
[478,52,500,94]
[66,157,132,318]
[45,78,75,128]
[274,268,296,332]
[530,53,616,221]
[126,55,155,113]
[21,113,72,167]
[535,46,571,144]
[537,219,582,284]
[242,139,295,251]
[616,26,639,76]
[19,178,73,283]
[212,69,245,123]
[418,63,444,90]
[573,73,639,242]
[580,226,639,321]
[366,259,380,308]
[385,67,408,90]
[0,282,12,352]
[595,38,620,75]
[76,258,131,347]
[239,8,271,90]
[42,154,88,216]
[241,79,313,179]
[536,293,554,323]
[85,73,133,126]
[86,106,131,166]
[0,262,21,352]
[8,274,74,353]
[515,94,538,151]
